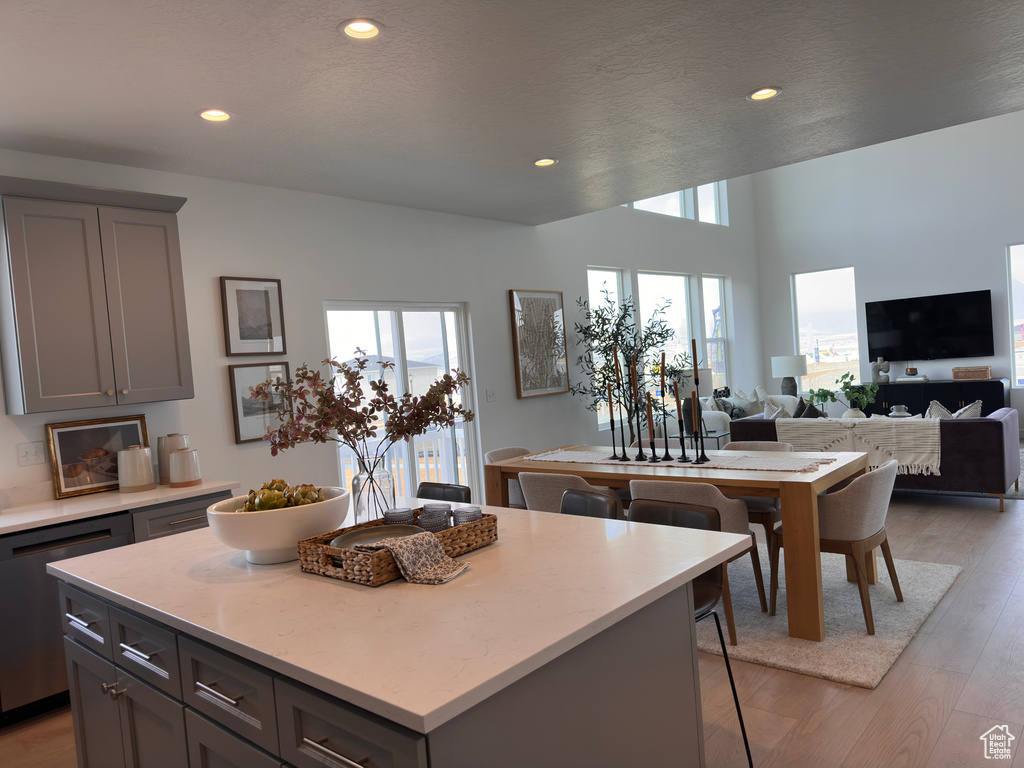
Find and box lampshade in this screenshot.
[771,355,808,378]
[677,368,714,397]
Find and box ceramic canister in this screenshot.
[158,433,189,484]
[118,445,156,492]
[169,447,202,488]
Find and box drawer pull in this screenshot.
[302,737,366,768]
[119,642,152,661]
[195,680,242,707]
[101,682,126,698]
[65,612,91,629]
[168,514,206,526]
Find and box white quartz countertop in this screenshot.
[48,506,749,733]
[0,480,241,536]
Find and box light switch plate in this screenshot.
[485,389,497,402]
[18,441,46,466]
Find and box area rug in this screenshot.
[696,547,960,688]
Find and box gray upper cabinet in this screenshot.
[0,179,193,414]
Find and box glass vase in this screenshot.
[351,459,396,524]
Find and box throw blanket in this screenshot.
[527,449,834,473]
[775,418,941,476]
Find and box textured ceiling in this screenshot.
[2,1,1024,224]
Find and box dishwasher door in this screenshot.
[0,513,132,713]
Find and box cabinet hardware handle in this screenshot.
[106,389,115,396]
[195,680,242,707]
[65,612,91,629]
[108,687,126,699]
[101,682,117,694]
[301,737,366,768]
[121,388,129,395]
[119,642,152,661]
[168,515,206,526]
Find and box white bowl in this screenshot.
[207,487,350,564]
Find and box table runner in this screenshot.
[775,418,941,475]
[526,449,836,473]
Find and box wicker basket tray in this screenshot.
[952,366,991,381]
[298,510,498,587]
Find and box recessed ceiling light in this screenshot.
[534,158,558,167]
[339,19,382,39]
[747,87,781,101]
[198,109,232,122]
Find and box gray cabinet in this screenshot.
[131,491,230,542]
[0,184,193,414]
[186,709,285,768]
[65,637,188,768]
[867,378,1009,416]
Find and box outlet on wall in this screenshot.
[17,441,45,467]
[485,389,497,402]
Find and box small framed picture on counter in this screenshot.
[229,362,290,444]
[220,276,287,356]
[46,415,149,499]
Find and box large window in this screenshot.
[624,181,729,226]
[702,276,728,388]
[324,301,476,502]
[793,267,860,391]
[1010,244,1024,385]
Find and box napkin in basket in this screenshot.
[352,531,469,584]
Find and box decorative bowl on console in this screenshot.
[207,487,350,564]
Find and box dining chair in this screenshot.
[559,489,619,519]
[415,481,472,504]
[722,440,795,557]
[627,498,754,768]
[628,480,767,644]
[484,446,530,508]
[769,459,901,635]
[519,473,624,519]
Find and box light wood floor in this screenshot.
[3,491,1024,767]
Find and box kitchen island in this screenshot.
[48,506,748,768]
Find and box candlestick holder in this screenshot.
[647,437,661,462]
[608,399,621,460]
[676,417,690,463]
[690,401,708,465]
[660,393,672,461]
[633,400,647,461]
[616,397,630,461]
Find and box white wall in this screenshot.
[0,149,761,499]
[752,110,1024,416]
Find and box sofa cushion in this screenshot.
[793,397,808,418]
[764,401,792,420]
[925,400,953,419]
[954,399,983,418]
[802,401,826,418]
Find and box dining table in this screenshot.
[484,445,870,642]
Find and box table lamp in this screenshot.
[771,355,807,397]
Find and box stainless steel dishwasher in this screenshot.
[0,512,132,714]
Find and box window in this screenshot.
[1009,244,1024,385]
[701,276,728,388]
[793,267,860,391]
[324,301,476,500]
[638,271,690,375]
[623,181,729,226]
[587,267,623,311]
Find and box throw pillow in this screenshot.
[954,399,983,418]
[754,384,770,405]
[801,401,825,418]
[700,396,721,412]
[730,390,762,418]
[714,397,740,417]
[792,397,808,418]
[925,400,953,419]
[763,402,792,420]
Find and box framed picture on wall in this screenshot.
[46,415,149,499]
[508,289,570,398]
[220,276,287,356]
[229,362,290,444]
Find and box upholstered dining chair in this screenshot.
[769,459,901,635]
[519,473,624,519]
[415,481,472,504]
[628,479,767,645]
[627,498,754,768]
[560,489,619,519]
[484,446,530,508]
[722,440,795,557]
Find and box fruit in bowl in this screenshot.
[207,483,350,564]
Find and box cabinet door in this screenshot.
[959,380,1007,416]
[884,384,925,416]
[925,382,961,412]
[131,492,228,541]
[64,637,126,768]
[116,670,188,768]
[186,709,285,768]
[2,197,117,412]
[98,207,193,405]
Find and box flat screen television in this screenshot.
[865,289,994,362]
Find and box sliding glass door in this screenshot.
[324,301,476,511]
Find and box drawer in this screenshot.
[179,636,278,754]
[186,708,285,768]
[276,679,427,768]
[132,492,230,541]
[110,605,181,698]
[59,581,113,660]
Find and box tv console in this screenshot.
[864,378,1008,417]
